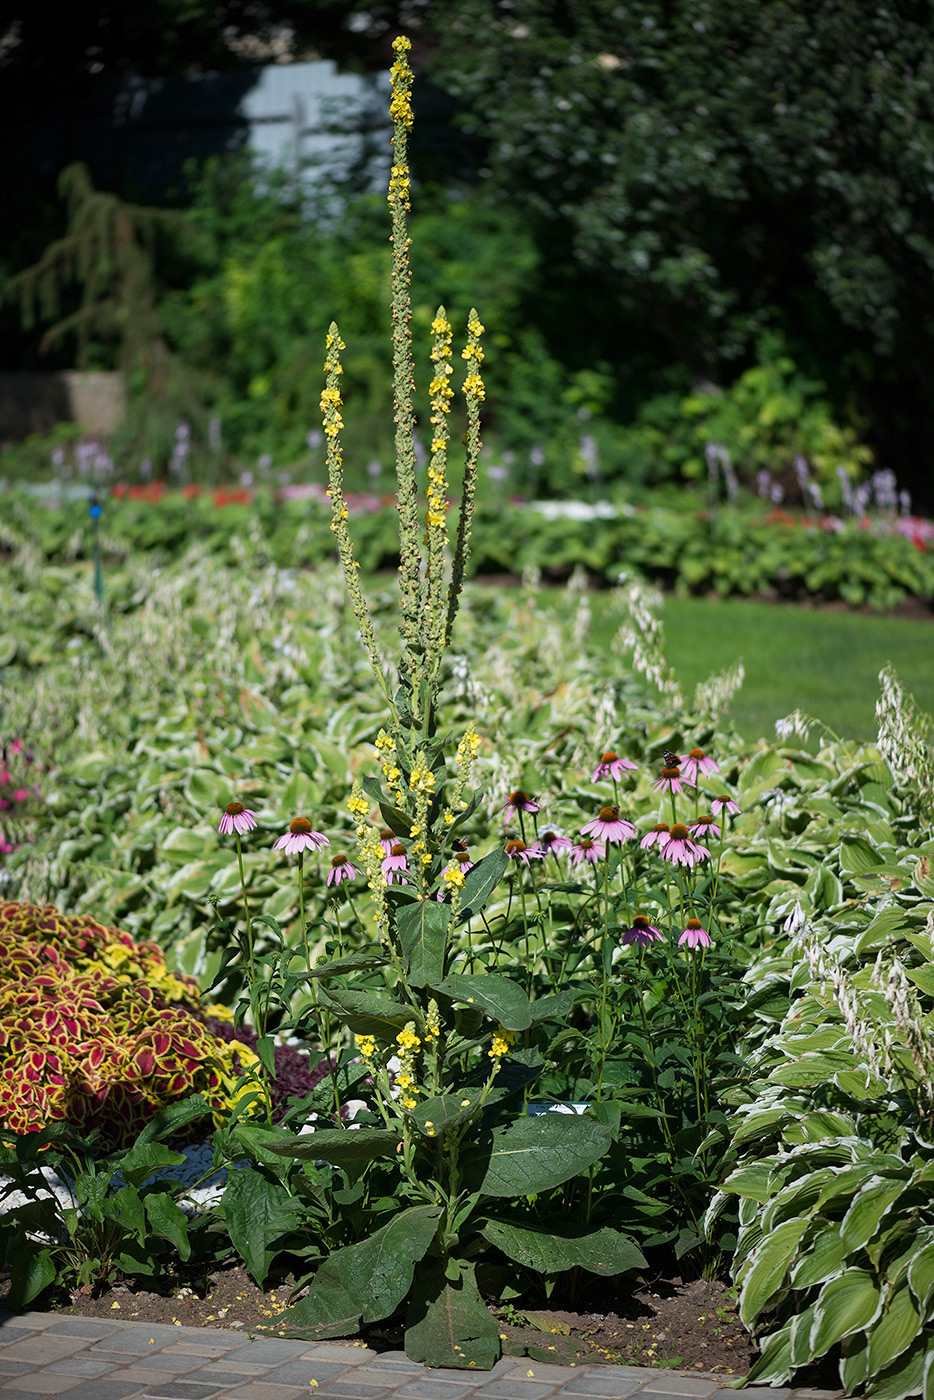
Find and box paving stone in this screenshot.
[221,1343,315,1366]
[307,1384,393,1399]
[632,1379,722,1397]
[217,1386,307,1400]
[472,1380,556,1400]
[0,1330,38,1347]
[131,1355,205,1374]
[499,1362,576,1385]
[90,1328,187,1355]
[105,1369,175,1385]
[389,1382,481,1400]
[0,1361,34,1375]
[43,1321,125,1340]
[0,1339,89,1364]
[2,1373,83,1394]
[190,1365,270,1379]
[135,1383,231,1399]
[787,1392,843,1399]
[44,1360,121,1378]
[163,1347,245,1359]
[361,1354,423,1370]
[253,1362,351,1385]
[553,1375,643,1398]
[39,1381,150,1400]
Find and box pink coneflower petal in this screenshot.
[660,824,711,867]
[378,827,397,856]
[640,823,671,850]
[652,764,694,795]
[679,919,712,950]
[711,795,741,816]
[622,915,664,948]
[689,815,721,840]
[591,750,638,782]
[568,836,606,867]
[273,816,330,855]
[580,805,637,844]
[680,749,720,783]
[381,843,410,884]
[218,802,259,837]
[327,856,359,887]
[503,789,540,821]
[505,838,545,867]
[538,826,573,857]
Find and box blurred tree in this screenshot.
[425,0,934,490]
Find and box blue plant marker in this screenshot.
[89,493,104,607]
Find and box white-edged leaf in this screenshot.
[867,1283,921,1376]
[739,1217,810,1327]
[841,1177,907,1254]
[809,1269,883,1353]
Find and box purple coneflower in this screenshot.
[689,814,721,840]
[538,825,573,858]
[568,835,606,867]
[218,802,258,837]
[679,919,712,950]
[711,795,741,816]
[652,764,693,795]
[503,789,540,821]
[680,748,720,783]
[661,823,710,868]
[580,805,637,843]
[378,827,397,856]
[640,823,671,850]
[505,837,545,867]
[382,843,410,885]
[622,915,664,948]
[274,817,330,855]
[327,855,359,887]
[591,750,638,782]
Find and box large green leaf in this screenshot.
[458,848,509,921]
[220,1164,303,1285]
[868,1337,927,1400]
[791,1226,850,1288]
[261,1126,401,1166]
[460,1114,611,1197]
[318,987,417,1037]
[721,1161,775,1203]
[6,1245,57,1309]
[479,1219,646,1277]
[432,973,532,1031]
[404,1258,500,1370]
[282,1206,441,1339]
[907,1233,934,1311]
[745,1318,794,1386]
[739,1217,811,1327]
[809,1269,883,1353]
[142,1191,191,1261]
[413,1094,481,1138]
[397,900,449,987]
[300,953,390,981]
[841,1177,907,1254]
[867,1283,921,1376]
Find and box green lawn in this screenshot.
[589,592,934,742]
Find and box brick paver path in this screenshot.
[0,1314,845,1400]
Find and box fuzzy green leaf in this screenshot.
[220,1164,303,1285]
[397,900,449,987]
[479,1218,646,1277]
[318,987,416,1037]
[261,1126,401,1166]
[404,1258,500,1370]
[432,973,532,1031]
[460,1114,611,1197]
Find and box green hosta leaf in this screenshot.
[432,974,531,1032]
[866,1283,921,1376]
[479,1219,646,1277]
[745,1318,794,1386]
[282,1206,441,1339]
[841,1177,907,1254]
[867,1336,927,1400]
[460,1114,611,1197]
[840,837,882,874]
[783,1110,857,1145]
[790,1308,817,1371]
[771,1050,859,1087]
[907,1233,934,1311]
[261,1126,401,1166]
[842,1333,870,1394]
[318,987,416,1038]
[142,1192,191,1261]
[739,1217,811,1327]
[905,965,934,996]
[791,1227,850,1288]
[809,1269,883,1354]
[458,847,509,921]
[404,1258,500,1370]
[184,768,227,807]
[721,1161,775,1203]
[397,900,449,987]
[220,1164,303,1285]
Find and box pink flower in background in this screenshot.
[652,764,693,795]
[274,817,330,855]
[378,828,397,856]
[568,836,606,867]
[327,855,359,887]
[218,802,258,837]
[679,919,712,950]
[661,824,711,868]
[590,750,638,782]
[381,844,410,885]
[505,838,545,867]
[580,805,636,844]
[640,823,671,850]
[711,795,741,816]
[622,915,664,948]
[689,815,721,841]
[680,749,720,783]
[538,825,573,858]
[503,789,540,822]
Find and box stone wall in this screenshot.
[0,371,126,444]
